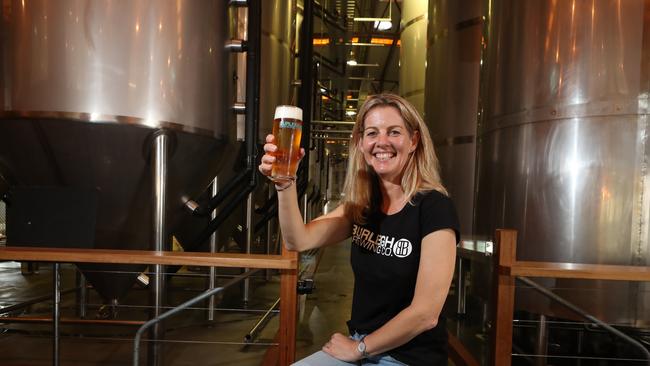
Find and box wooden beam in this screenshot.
[278,244,298,366]
[0,316,144,326]
[503,261,650,282]
[0,247,296,269]
[490,229,517,366]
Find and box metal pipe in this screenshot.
[228,0,247,7]
[190,170,249,217]
[0,317,145,326]
[255,204,278,234]
[535,314,548,366]
[311,136,351,141]
[207,177,218,321]
[150,131,170,366]
[225,39,246,53]
[133,269,259,366]
[53,262,60,366]
[245,0,260,180]
[191,180,254,247]
[244,297,280,343]
[517,276,650,364]
[0,288,76,316]
[311,120,355,126]
[298,0,314,157]
[243,192,254,303]
[76,270,87,318]
[312,3,346,33]
[266,184,273,280]
[456,256,466,315]
[302,192,309,223]
[232,102,246,114]
[311,129,353,134]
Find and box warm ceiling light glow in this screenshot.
[347,59,358,66]
[370,37,395,45]
[313,38,330,46]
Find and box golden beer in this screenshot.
[271,105,303,181]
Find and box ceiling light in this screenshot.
[354,0,392,25]
[347,63,379,67]
[374,20,392,31]
[347,59,358,66]
[346,110,357,116]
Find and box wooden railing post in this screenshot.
[490,229,517,366]
[278,245,298,366]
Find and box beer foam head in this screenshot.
[274,105,303,120]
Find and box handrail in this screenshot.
[491,229,650,366]
[0,246,295,269]
[516,276,650,364]
[502,261,650,281]
[133,269,258,366]
[0,244,299,365]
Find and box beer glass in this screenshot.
[271,105,303,182]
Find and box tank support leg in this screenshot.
[535,314,548,366]
[207,177,219,321]
[148,131,170,366]
[53,262,61,366]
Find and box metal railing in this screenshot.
[0,200,5,239]
[133,269,259,366]
[516,276,650,365]
[491,229,650,366]
[0,246,299,366]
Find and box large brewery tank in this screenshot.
[425,0,481,238]
[0,0,227,302]
[399,0,428,114]
[475,0,650,325]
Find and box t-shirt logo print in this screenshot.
[393,238,412,258]
[351,224,413,258]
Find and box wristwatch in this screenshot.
[357,336,369,358]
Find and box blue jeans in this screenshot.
[291,333,407,366]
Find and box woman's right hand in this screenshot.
[258,134,277,178]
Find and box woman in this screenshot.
[259,93,459,366]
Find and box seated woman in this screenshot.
[259,93,460,366]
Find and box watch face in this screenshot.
[357,340,366,353]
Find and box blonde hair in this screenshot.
[342,93,448,223]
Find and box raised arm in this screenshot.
[259,134,353,252]
[323,228,457,361]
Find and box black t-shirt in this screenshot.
[347,190,460,366]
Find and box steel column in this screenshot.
[148,131,170,366]
[53,263,61,366]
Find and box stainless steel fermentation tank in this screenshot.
[475,0,650,324]
[0,0,227,302]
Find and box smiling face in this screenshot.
[359,105,419,183]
